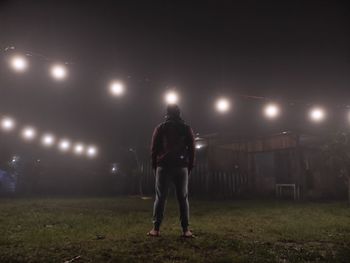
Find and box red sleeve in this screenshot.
[151,125,162,169]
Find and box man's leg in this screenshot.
[152,167,170,231]
[172,167,190,232]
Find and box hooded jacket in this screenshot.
[151,116,195,171]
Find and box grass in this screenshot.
[0,197,350,262]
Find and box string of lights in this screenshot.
[2,45,350,135]
[0,115,98,158]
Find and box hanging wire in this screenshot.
[2,45,73,65]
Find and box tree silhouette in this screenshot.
[323,132,350,205]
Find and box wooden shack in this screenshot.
[196,131,346,199]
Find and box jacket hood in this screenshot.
[164,115,185,123]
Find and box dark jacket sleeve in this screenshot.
[186,126,195,171]
[151,125,162,170]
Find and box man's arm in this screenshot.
[186,126,195,173]
[151,125,162,171]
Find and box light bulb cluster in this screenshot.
[9,55,68,81]
[1,116,98,158]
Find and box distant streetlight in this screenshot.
[74,143,85,155]
[22,127,36,141]
[87,146,98,158]
[1,117,16,132]
[164,91,179,105]
[42,133,55,147]
[109,81,124,97]
[111,163,118,174]
[11,155,19,164]
[58,139,71,152]
[309,107,325,122]
[51,64,67,80]
[264,103,280,119]
[195,144,203,149]
[215,98,230,113]
[10,55,28,72]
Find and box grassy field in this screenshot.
[0,197,350,263]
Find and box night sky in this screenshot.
[1,0,349,159]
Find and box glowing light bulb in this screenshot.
[42,134,55,147]
[1,117,15,131]
[109,81,124,96]
[22,127,36,141]
[216,98,230,113]
[264,103,280,119]
[87,146,97,158]
[51,64,67,80]
[309,107,325,122]
[74,143,85,155]
[165,91,179,104]
[58,139,71,152]
[10,55,28,72]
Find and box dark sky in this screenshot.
[0,0,349,158]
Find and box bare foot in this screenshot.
[147,229,160,237]
[182,230,195,238]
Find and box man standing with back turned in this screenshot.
[148,104,195,238]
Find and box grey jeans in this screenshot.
[152,166,189,231]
